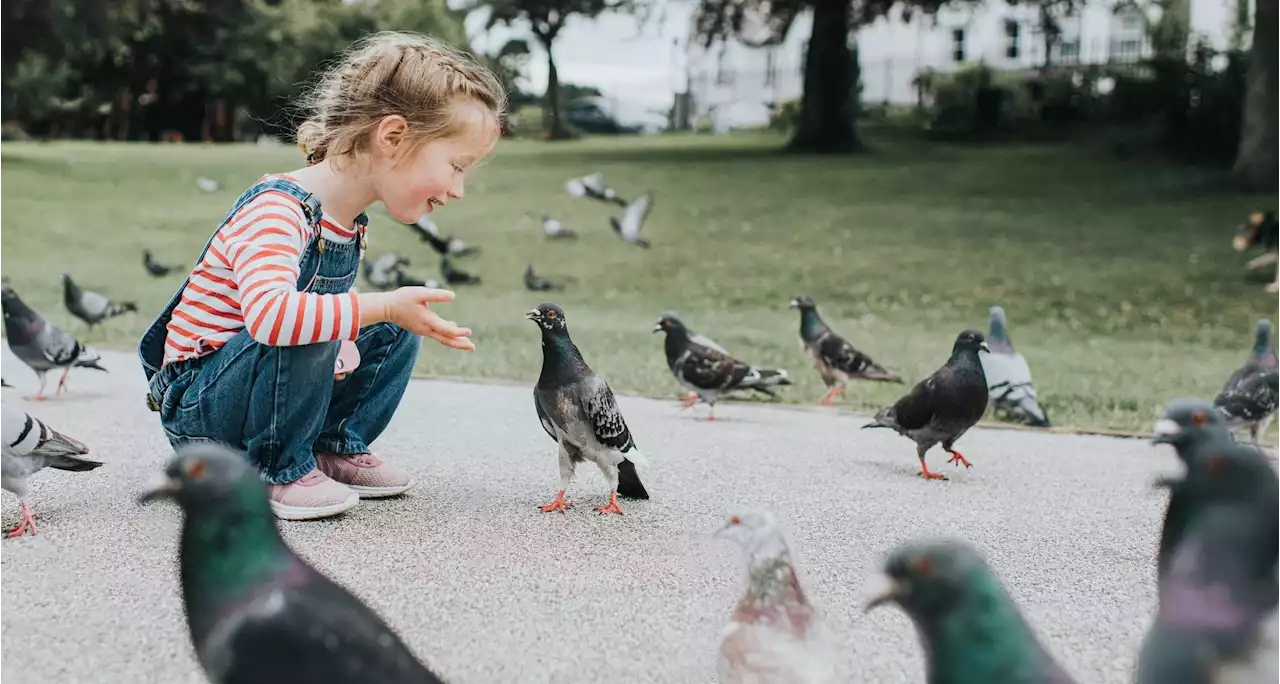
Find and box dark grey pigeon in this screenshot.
[1215,318,1278,445]
[609,192,653,248]
[2,283,107,400]
[1136,504,1280,684]
[143,249,176,278]
[788,295,902,406]
[405,214,477,257]
[565,172,628,207]
[526,303,649,515]
[364,252,411,291]
[440,257,480,286]
[862,329,990,480]
[865,538,1080,684]
[524,264,563,292]
[139,444,447,684]
[653,314,791,420]
[62,272,137,329]
[2,402,101,538]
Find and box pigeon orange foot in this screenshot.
[918,462,948,481]
[596,491,624,516]
[7,503,37,538]
[540,490,572,513]
[946,450,972,469]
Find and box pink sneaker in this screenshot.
[267,468,359,521]
[315,452,415,498]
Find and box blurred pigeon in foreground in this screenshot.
[1215,319,1278,445]
[523,264,562,292]
[865,539,1080,684]
[540,215,577,240]
[714,512,838,684]
[3,283,107,400]
[440,257,480,286]
[143,249,177,278]
[981,306,1050,427]
[527,303,649,515]
[788,295,902,406]
[862,330,990,480]
[653,314,791,420]
[565,172,627,207]
[2,403,100,538]
[138,444,446,684]
[609,192,653,248]
[405,215,477,257]
[63,273,137,328]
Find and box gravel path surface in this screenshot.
[2,348,1175,683]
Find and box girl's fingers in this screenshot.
[426,330,475,351]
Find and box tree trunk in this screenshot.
[1232,0,1277,191]
[539,34,572,141]
[787,0,862,153]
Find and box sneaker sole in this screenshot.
[347,478,416,499]
[270,492,359,521]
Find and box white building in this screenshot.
[684,0,1252,131]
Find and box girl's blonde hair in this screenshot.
[295,31,507,166]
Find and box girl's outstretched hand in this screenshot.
[363,287,475,351]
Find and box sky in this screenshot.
[459,1,697,126]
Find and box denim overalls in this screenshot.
[138,177,422,483]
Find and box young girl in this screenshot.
[138,32,507,521]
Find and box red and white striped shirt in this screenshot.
[163,175,362,365]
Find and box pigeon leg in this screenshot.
[945,448,973,469]
[6,502,37,538]
[917,445,947,481]
[540,446,574,513]
[679,396,698,410]
[25,372,49,401]
[818,385,843,406]
[596,489,624,516]
[699,403,719,421]
[55,366,73,396]
[540,490,572,513]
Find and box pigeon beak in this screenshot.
[1151,473,1184,490]
[978,341,991,353]
[788,299,800,309]
[862,573,905,613]
[524,309,541,322]
[1151,419,1181,444]
[137,471,180,505]
[652,323,663,333]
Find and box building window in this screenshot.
[716,47,734,86]
[765,48,778,86]
[1004,20,1020,59]
[1109,38,1142,63]
[1057,39,1080,65]
[951,28,966,62]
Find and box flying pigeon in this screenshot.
[62,273,137,328]
[609,192,653,248]
[714,512,839,684]
[2,283,108,400]
[1214,318,1278,445]
[653,314,791,420]
[143,249,177,278]
[526,303,649,515]
[865,538,1081,684]
[138,444,446,684]
[2,403,101,538]
[405,214,477,257]
[565,172,627,207]
[788,295,902,405]
[540,216,577,240]
[441,257,480,286]
[524,264,562,292]
[195,177,220,193]
[981,306,1050,427]
[862,329,990,480]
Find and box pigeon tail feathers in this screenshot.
[617,458,649,499]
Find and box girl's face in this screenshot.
[375,101,499,224]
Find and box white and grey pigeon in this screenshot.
[2,402,102,537]
[653,314,792,420]
[196,177,220,193]
[363,253,437,291]
[3,283,108,400]
[1215,318,1279,446]
[609,191,654,248]
[980,306,1050,428]
[714,511,839,684]
[540,215,577,240]
[565,172,627,207]
[405,214,477,257]
[526,303,649,515]
[62,272,137,329]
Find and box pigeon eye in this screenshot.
[730,515,741,525]
[1192,410,1207,426]
[913,555,933,576]
[547,311,557,320]
[184,459,206,479]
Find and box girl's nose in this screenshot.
[449,177,464,200]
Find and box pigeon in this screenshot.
[363,253,436,291]
[524,264,562,292]
[653,314,791,420]
[143,249,177,278]
[1215,318,1279,445]
[62,272,137,328]
[714,511,839,684]
[981,306,1050,427]
[865,538,1080,684]
[862,329,990,480]
[1,378,11,388]
[565,172,627,207]
[441,257,481,286]
[609,191,653,248]
[405,214,477,257]
[2,283,108,400]
[196,177,220,193]
[526,303,649,515]
[540,215,577,240]
[2,403,101,538]
[138,444,446,684]
[788,295,902,405]
[1136,502,1280,681]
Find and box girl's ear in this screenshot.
[374,115,410,158]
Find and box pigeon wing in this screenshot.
[888,375,941,431]
[620,193,653,240]
[36,322,84,366]
[817,332,896,380]
[1215,370,1279,423]
[577,374,636,453]
[678,344,753,391]
[78,290,112,318]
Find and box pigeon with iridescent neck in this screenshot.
[139,444,446,684]
[788,295,902,405]
[865,539,1080,684]
[714,512,838,684]
[1215,318,1278,446]
[980,306,1049,427]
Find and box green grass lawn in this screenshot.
[2,130,1275,438]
